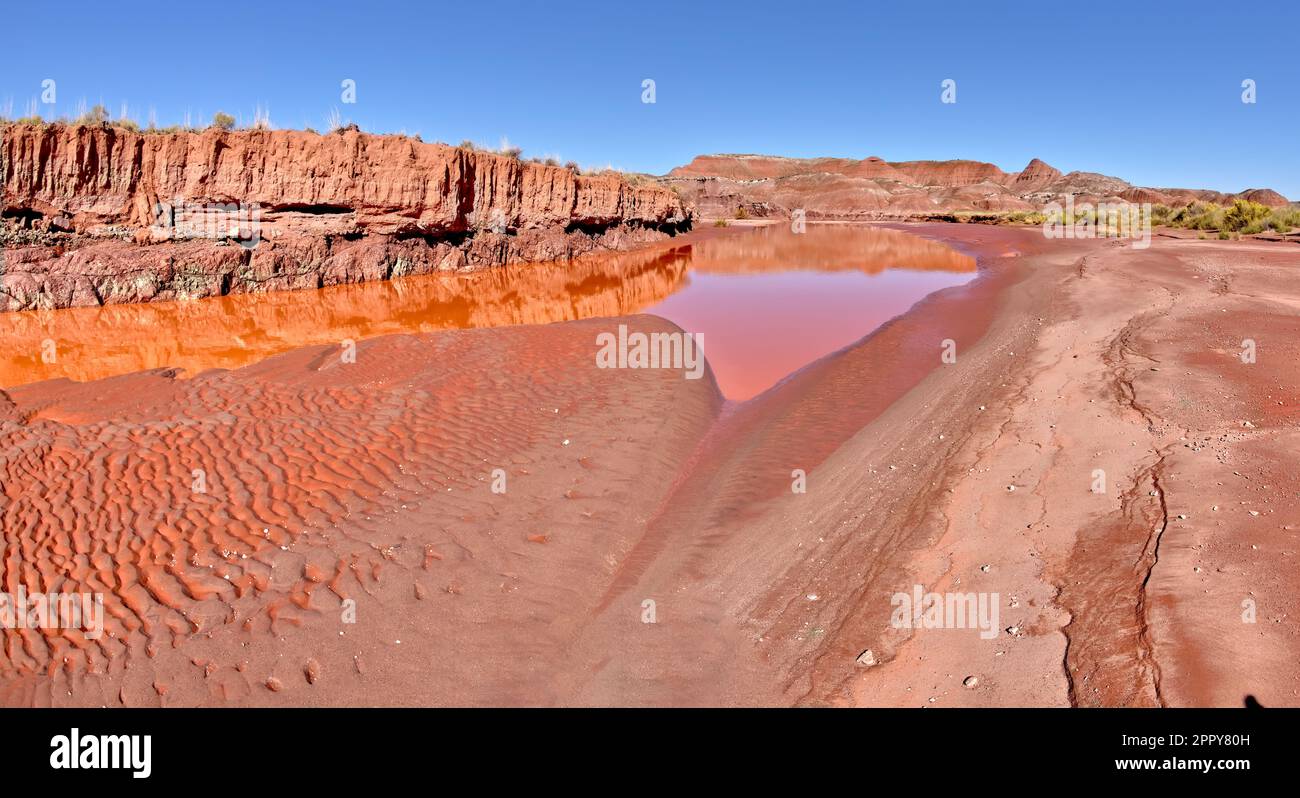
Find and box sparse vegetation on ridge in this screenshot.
[0,114,658,191]
[75,104,109,126]
[926,200,1299,236]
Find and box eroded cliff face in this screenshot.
[0,124,692,311]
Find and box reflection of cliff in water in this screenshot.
[0,244,692,387]
[688,224,977,275]
[0,224,978,390]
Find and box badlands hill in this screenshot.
[665,153,1291,220]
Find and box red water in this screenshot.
[643,224,976,399]
[0,224,974,397]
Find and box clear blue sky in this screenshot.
[3,0,1296,197]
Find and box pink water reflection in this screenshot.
[643,224,976,400]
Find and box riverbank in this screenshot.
[0,223,1294,707]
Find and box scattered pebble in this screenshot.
[855,649,877,667]
[963,675,979,689]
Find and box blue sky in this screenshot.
[3,0,1296,196]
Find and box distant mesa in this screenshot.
[664,153,1291,220]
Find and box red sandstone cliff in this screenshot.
[1,124,691,311]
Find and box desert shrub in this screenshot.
[1272,208,1300,231]
[76,104,109,126]
[544,157,559,167]
[116,118,140,132]
[211,111,236,131]
[1162,199,1297,235]
[1172,201,1224,230]
[564,161,580,172]
[713,219,729,227]
[458,139,476,150]
[1218,230,1231,240]
[1197,210,1225,230]
[1003,210,1047,225]
[500,146,523,159]
[735,206,749,220]
[1149,204,1174,226]
[1222,199,1272,232]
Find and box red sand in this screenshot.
[0,223,1296,707]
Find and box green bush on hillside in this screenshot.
[1222,199,1272,232]
[1151,199,1297,235]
